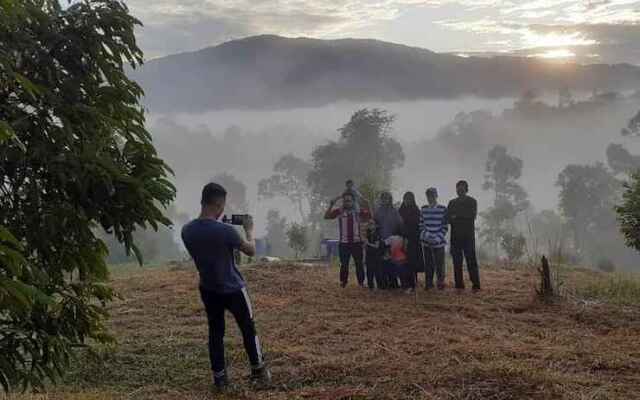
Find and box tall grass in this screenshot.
[574,272,640,305]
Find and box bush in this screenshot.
[287,223,308,259]
[596,258,616,273]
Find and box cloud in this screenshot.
[433,0,640,56]
[123,0,430,58]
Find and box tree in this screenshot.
[286,223,308,259]
[606,143,640,176]
[527,210,569,263]
[556,163,620,260]
[258,154,314,222]
[308,109,404,205]
[501,233,526,264]
[211,172,247,213]
[558,87,575,109]
[616,110,640,253]
[481,145,529,257]
[622,110,640,136]
[265,210,289,257]
[616,171,640,252]
[0,1,174,390]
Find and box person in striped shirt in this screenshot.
[420,187,448,290]
[324,192,371,287]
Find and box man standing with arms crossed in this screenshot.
[447,180,481,291]
[181,182,271,390]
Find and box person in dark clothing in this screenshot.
[447,180,481,291]
[324,192,371,287]
[399,192,423,289]
[181,183,271,390]
[374,192,403,289]
[364,222,384,289]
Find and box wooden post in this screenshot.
[539,255,553,299]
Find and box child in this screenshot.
[365,222,384,290]
[384,229,410,292]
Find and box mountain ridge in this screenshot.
[131,35,640,112]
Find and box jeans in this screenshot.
[423,246,445,288]
[339,242,365,285]
[199,287,264,377]
[365,251,383,289]
[383,260,400,289]
[450,235,481,289]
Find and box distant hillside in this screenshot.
[131,35,640,112]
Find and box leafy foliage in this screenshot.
[286,223,308,259]
[308,109,404,205]
[621,110,640,136]
[616,171,640,253]
[258,154,315,222]
[265,210,290,258]
[481,145,529,257]
[500,232,526,263]
[606,143,640,176]
[556,163,620,261]
[0,0,174,391]
[211,172,247,213]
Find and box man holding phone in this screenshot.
[181,182,271,390]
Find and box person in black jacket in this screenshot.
[447,180,481,291]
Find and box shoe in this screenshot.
[250,365,272,388]
[472,286,481,293]
[405,288,415,295]
[340,281,347,288]
[437,283,446,290]
[213,370,229,391]
[425,284,434,291]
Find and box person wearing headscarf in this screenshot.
[374,191,403,288]
[399,191,423,290]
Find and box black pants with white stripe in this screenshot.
[199,287,263,378]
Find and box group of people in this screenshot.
[324,180,481,293]
[180,179,482,391]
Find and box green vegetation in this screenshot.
[574,272,640,305]
[0,0,174,391]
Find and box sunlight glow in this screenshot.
[522,30,597,49]
[528,48,576,59]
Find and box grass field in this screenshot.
[11,261,640,400]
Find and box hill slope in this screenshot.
[36,262,640,399]
[131,35,640,112]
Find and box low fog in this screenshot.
[136,90,640,270]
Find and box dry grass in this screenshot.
[10,262,640,400]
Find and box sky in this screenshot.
[118,0,640,63]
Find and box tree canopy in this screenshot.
[0,0,174,390]
[308,108,404,204]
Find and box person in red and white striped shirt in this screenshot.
[324,192,371,287]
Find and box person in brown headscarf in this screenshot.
[399,191,424,290]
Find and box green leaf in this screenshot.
[0,120,26,152]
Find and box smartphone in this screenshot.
[223,214,249,225]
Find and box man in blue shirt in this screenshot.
[181,182,270,390]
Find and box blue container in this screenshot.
[255,238,267,257]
